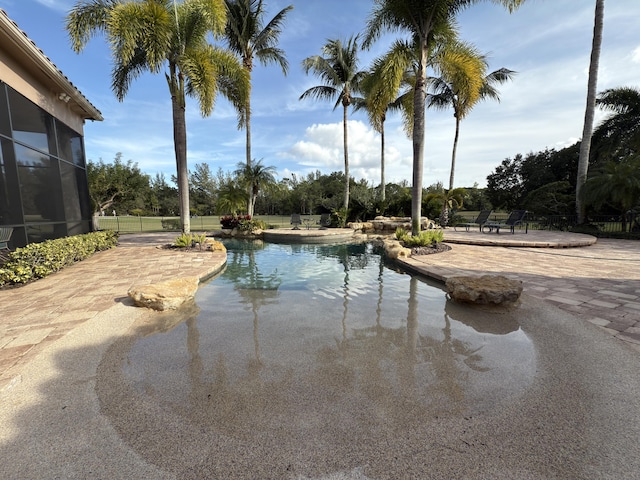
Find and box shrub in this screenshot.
[0,231,119,286]
[396,228,444,247]
[237,218,267,233]
[174,233,207,248]
[220,214,251,229]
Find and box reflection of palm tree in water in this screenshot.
[224,244,281,368]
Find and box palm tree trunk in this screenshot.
[449,116,461,191]
[411,40,428,236]
[381,119,386,203]
[343,103,350,211]
[576,0,604,224]
[172,77,191,234]
[245,86,253,215]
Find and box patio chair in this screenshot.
[290,214,302,230]
[0,226,12,262]
[482,210,528,234]
[318,213,331,229]
[454,210,493,232]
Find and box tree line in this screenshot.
[90,83,639,228]
[67,0,531,234]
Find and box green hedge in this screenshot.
[0,231,119,287]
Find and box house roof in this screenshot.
[0,8,103,122]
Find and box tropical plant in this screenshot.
[395,227,444,247]
[428,40,516,190]
[581,156,640,231]
[424,186,466,226]
[66,0,249,234]
[592,86,640,164]
[234,158,277,216]
[300,36,367,210]
[576,0,605,224]
[363,0,526,236]
[216,183,248,215]
[354,59,411,202]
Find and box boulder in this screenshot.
[382,238,411,259]
[128,277,200,311]
[204,238,226,252]
[445,275,523,306]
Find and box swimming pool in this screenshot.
[122,239,534,409]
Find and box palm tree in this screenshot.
[425,185,466,227]
[66,0,249,234]
[592,86,640,164]
[576,0,605,224]
[363,0,525,236]
[581,156,640,231]
[224,0,292,212]
[428,41,516,190]
[354,58,412,203]
[234,158,277,216]
[300,36,367,211]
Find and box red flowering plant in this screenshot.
[220,214,251,229]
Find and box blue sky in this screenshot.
[2,0,639,188]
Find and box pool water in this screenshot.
[122,240,535,418]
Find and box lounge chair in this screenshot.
[454,210,493,232]
[318,213,331,229]
[290,214,302,230]
[482,210,528,234]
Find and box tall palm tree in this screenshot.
[66,0,249,234]
[363,0,525,236]
[224,0,292,212]
[234,158,277,216]
[300,36,367,211]
[576,0,605,224]
[428,41,516,190]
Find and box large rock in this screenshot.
[445,275,523,306]
[382,238,411,259]
[128,277,200,311]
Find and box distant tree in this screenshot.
[486,155,523,210]
[190,163,217,215]
[150,173,178,216]
[521,181,575,215]
[300,36,366,210]
[234,158,277,216]
[87,153,150,216]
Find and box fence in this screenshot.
[94,214,325,233]
[97,212,639,237]
[457,211,639,236]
